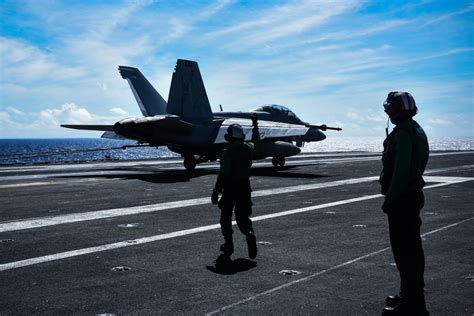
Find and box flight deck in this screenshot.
[0,151,473,315]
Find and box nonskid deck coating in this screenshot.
[0,152,473,315]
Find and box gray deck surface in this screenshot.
[0,152,473,315]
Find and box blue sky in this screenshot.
[0,0,473,138]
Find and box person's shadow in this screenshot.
[206,254,257,275]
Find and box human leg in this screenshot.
[235,193,257,259]
[385,193,427,314]
[218,191,236,255]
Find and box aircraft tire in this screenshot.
[277,157,285,167]
[184,156,196,171]
[272,157,279,167]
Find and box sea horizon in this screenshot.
[0,136,473,166]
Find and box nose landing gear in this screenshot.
[272,157,285,167]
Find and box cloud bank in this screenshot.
[1,0,472,138]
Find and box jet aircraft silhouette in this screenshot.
[62,59,341,171]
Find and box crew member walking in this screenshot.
[212,113,259,259]
[380,91,430,315]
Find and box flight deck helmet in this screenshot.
[383,91,418,119]
[224,124,245,142]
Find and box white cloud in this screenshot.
[198,0,234,19]
[0,38,85,82]
[346,111,361,121]
[1,1,472,138]
[0,111,11,122]
[422,4,474,27]
[428,118,453,126]
[205,0,363,50]
[165,18,192,41]
[367,113,386,122]
[110,107,129,116]
[7,107,25,116]
[0,103,129,137]
[39,103,95,125]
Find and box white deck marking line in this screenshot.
[1,150,471,172]
[0,176,377,233]
[0,179,471,272]
[2,151,472,182]
[205,216,474,316]
[0,182,50,189]
[0,155,380,182]
[2,163,470,191]
[0,153,373,172]
[0,170,472,233]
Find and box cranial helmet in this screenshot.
[224,124,245,142]
[383,91,418,118]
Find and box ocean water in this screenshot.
[0,139,178,165]
[0,137,472,165]
[301,136,474,153]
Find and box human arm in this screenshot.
[251,113,260,143]
[382,131,412,211]
[212,150,229,204]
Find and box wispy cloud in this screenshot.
[428,118,453,126]
[198,0,234,19]
[110,107,129,116]
[205,0,363,51]
[0,0,472,137]
[0,38,85,82]
[422,3,474,27]
[6,107,25,116]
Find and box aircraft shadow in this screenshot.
[58,168,214,183]
[57,163,330,183]
[206,254,257,275]
[250,165,330,179]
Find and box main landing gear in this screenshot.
[183,154,216,171]
[272,157,285,167]
[183,155,197,171]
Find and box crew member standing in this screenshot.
[212,113,259,259]
[380,91,430,315]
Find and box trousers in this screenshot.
[387,191,426,302]
[218,185,254,241]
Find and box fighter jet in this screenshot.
[62,59,341,171]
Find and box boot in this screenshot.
[246,232,257,259]
[382,298,429,316]
[385,295,401,308]
[220,242,234,255]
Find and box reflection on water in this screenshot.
[0,137,472,165]
[302,136,474,153]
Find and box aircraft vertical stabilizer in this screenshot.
[167,59,213,121]
[118,66,167,116]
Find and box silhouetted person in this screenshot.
[212,113,260,259]
[380,92,429,315]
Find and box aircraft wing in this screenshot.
[61,124,114,131]
[214,118,308,144]
[100,131,128,140]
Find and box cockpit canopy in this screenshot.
[252,104,302,122]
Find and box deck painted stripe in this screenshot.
[0,180,471,272]
[0,176,378,233]
[0,170,472,233]
[205,216,474,316]
[0,182,50,189]
[0,150,472,173]
[1,151,472,182]
[0,155,381,181]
